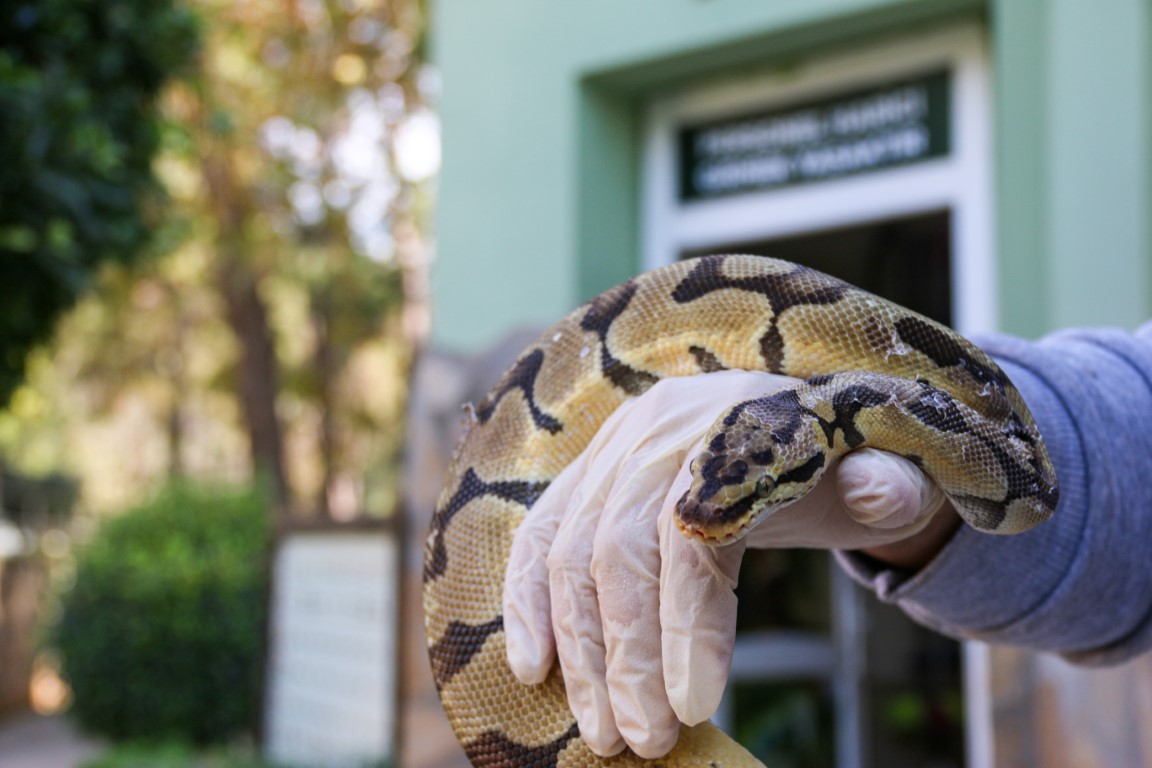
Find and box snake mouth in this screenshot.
[677,520,742,546]
[676,490,808,546]
[676,514,758,546]
[675,493,762,546]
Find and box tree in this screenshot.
[0,0,432,519]
[171,0,427,515]
[0,0,200,714]
[0,0,199,406]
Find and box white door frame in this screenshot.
[641,23,996,768]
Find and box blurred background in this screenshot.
[0,1,1149,767]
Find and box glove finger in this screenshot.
[547,442,631,756]
[591,447,683,759]
[543,377,749,756]
[504,451,590,684]
[506,391,660,690]
[578,373,776,757]
[837,448,946,529]
[659,446,745,726]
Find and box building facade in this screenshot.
[410,2,1152,766]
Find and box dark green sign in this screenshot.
[679,70,951,201]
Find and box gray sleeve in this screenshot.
[836,322,1152,666]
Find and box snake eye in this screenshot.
[755,476,775,498]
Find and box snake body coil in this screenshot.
[424,255,1058,767]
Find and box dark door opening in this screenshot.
[683,209,964,768]
[682,209,952,325]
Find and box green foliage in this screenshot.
[82,741,279,768]
[54,483,270,745]
[82,741,393,768]
[0,0,200,406]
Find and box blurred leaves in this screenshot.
[0,0,200,406]
[0,0,431,516]
[171,0,429,516]
[83,741,281,768]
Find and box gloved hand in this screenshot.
[503,370,953,758]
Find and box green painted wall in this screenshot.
[432,0,1152,350]
[992,0,1152,335]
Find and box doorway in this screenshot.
[682,210,952,324]
[640,23,994,768]
[687,211,963,768]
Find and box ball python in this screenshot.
[423,254,1059,767]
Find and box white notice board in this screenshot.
[264,529,399,768]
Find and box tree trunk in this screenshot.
[217,256,291,513]
[312,289,337,519]
[199,129,292,514]
[165,284,189,481]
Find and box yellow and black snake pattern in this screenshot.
[424,254,1059,767]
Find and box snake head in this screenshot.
[676,390,828,545]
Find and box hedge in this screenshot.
[54,483,269,745]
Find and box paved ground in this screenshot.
[0,712,105,768]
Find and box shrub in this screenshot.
[54,483,270,745]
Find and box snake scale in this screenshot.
[424,254,1059,767]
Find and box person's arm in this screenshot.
[859,501,961,569]
[837,323,1152,665]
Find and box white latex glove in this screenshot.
[503,370,948,758]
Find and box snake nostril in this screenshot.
[677,494,729,529]
[676,493,711,526]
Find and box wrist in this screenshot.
[858,501,961,570]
